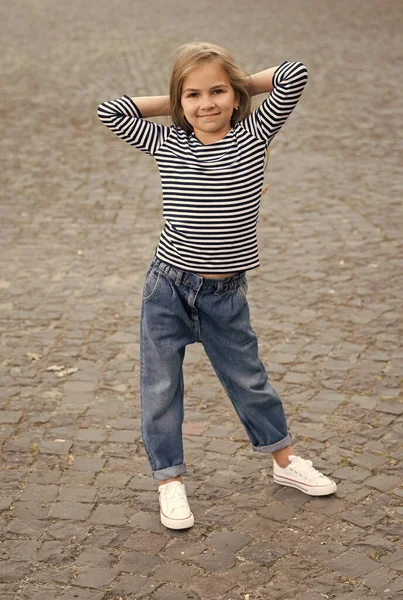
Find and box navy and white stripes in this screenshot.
[98,61,308,273]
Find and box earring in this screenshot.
[235,106,239,111]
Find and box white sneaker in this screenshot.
[273,455,337,496]
[158,480,194,529]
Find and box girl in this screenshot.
[98,42,337,530]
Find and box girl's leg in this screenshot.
[140,264,195,481]
[272,445,295,468]
[198,275,336,495]
[199,276,292,454]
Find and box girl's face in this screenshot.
[181,61,238,145]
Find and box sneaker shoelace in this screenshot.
[160,484,189,514]
[288,456,329,482]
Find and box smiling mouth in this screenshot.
[199,113,219,118]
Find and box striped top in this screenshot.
[98,60,308,273]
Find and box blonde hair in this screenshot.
[169,42,251,135]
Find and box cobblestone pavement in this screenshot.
[1,0,402,598]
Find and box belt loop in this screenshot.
[175,270,182,285]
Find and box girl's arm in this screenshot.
[248,66,280,96]
[97,95,171,156]
[240,61,308,144]
[129,95,171,118]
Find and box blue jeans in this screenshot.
[140,254,292,480]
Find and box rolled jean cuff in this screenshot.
[252,433,292,454]
[153,463,188,481]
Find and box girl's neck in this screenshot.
[192,125,232,145]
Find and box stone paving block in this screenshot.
[332,465,371,483]
[76,546,116,568]
[352,452,389,470]
[152,583,200,600]
[365,474,401,492]
[58,485,97,503]
[128,474,156,492]
[19,585,60,600]
[195,548,237,572]
[110,573,159,596]
[291,510,331,534]
[124,530,168,554]
[183,422,208,436]
[0,426,14,442]
[73,567,119,589]
[375,401,403,415]
[327,549,379,577]
[0,498,13,510]
[116,550,163,575]
[36,540,77,564]
[5,518,48,539]
[355,534,395,551]
[49,501,94,521]
[350,395,378,409]
[382,549,403,571]
[189,573,237,599]
[204,426,235,438]
[128,511,164,534]
[257,572,300,599]
[28,470,61,484]
[71,457,106,472]
[274,554,322,581]
[45,521,90,542]
[152,562,200,582]
[340,506,386,528]
[94,472,132,488]
[0,584,18,600]
[76,428,107,442]
[60,472,95,486]
[0,411,23,424]
[89,504,128,525]
[13,501,49,520]
[107,428,137,443]
[40,440,73,455]
[206,530,252,553]
[307,571,354,597]
[0,539,40,561]
[361,566,400,593]
[162,539,208,562]
[386,576,403,593]
[59,588,105,600]
[283,372,312,384]
[0,561,31,583]
[19,483,59,503]
[258,500,300,521]
[234,513,283,537]
[240,541,289,566]
[226,561,273,590]
[205,439,244,455]
[84,525,124,548]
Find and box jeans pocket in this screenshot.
[142,269,161,303]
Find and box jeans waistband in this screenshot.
[150,254,246,293]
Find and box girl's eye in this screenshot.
[213,89,223,94]
[187,93,198,98]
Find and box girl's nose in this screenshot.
[200,96,215,110]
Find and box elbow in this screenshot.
[97,103,107,122]
[295,61,308,80]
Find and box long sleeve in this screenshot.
[97,95,171,156]
[240,61,308,145]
